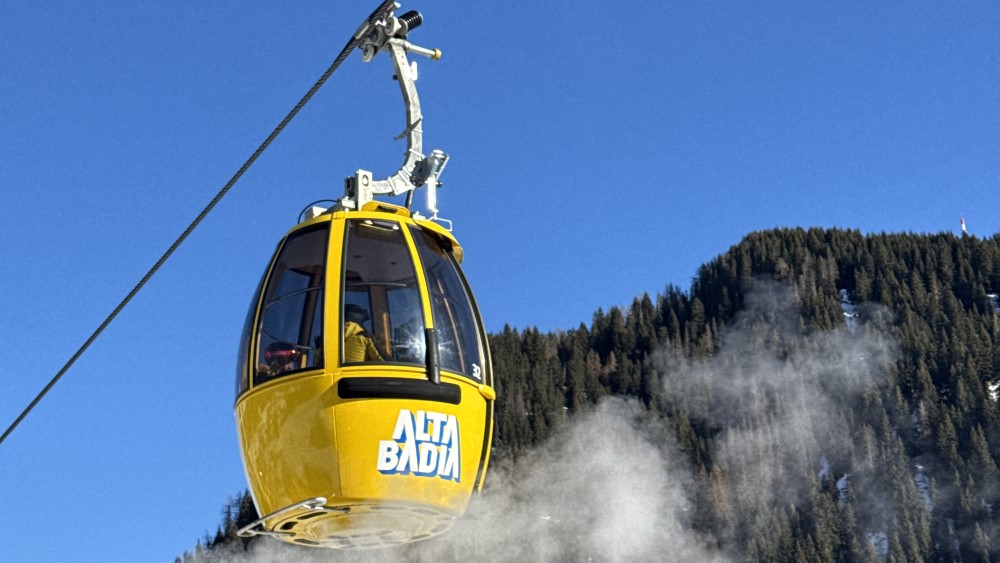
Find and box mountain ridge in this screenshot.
[183,227,1000,562]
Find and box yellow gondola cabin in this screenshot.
[234,201,494,548]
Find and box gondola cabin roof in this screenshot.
[295,201,464,264]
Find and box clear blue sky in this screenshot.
[1,1,998,561]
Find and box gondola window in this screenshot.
[342,219,426,366]
[254,224,329,384]
[410,227,484,380]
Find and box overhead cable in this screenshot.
[0,0,397,447]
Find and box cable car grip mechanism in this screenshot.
[338,3,449,224]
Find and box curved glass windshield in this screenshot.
[236,266,267,397]
[410,226,485,381]
[254,224,328,384]
[342,219,425,366]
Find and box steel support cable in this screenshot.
[0,0,397,447]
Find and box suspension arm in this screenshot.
[341,6,449,215]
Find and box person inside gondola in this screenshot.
[344,304,384,363]
[258,341,301,378]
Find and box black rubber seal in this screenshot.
[338,377,461,405]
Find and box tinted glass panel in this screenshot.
[254,225,328,384]
[410,226,484,381]
[342,219,425,365]
[236,265,268,397]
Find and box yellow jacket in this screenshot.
[344,321,383,363]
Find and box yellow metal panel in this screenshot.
[236,371,339,514]
[399,222,436,331]
[326,216,347,368]
[332,375,489,513]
